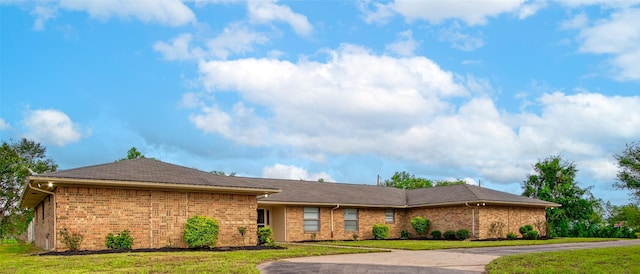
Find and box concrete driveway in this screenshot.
[258,239,640,274]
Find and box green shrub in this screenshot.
[410,216,430,237]
[372,224,390,240]
[430,230,442,239]
[400,230,410,239]
[183,216,219,248]
[257,227,275,246]
[443,230,456,240]
[59,227,83,251]
[524,230,539,240]
[519,224,534,237]
[455,229,470,240]
[506,232,518,239]
[105,230,134,249]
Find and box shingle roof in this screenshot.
[250,178,407,207]
[28,158,279,191]
[406,184,560,207]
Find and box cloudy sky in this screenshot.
[2,0,639,205]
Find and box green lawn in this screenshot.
[0,244,382,274]
[486,245,640,273]
[323,237,619,250]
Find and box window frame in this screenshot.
[303,207,320,232]
[385,209,395,223]
[344,208,359,232]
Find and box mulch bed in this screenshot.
[38,245,285,256]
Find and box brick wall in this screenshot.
[33,195,55,250]
[285,206,407,241]
[478,206,547,238]
[49,186,257,251]
[407,206,474,237]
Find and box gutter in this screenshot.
[330,204,340,238]
[27,182,56,251]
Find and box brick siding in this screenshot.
[34,186,258,251]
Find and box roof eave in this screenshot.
[407,199,561,208]
[257,200,407,208]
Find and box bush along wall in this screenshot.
[372,224,390,240]
[183,216,219,248]
[105,230,134,249]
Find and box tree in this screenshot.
[1,138,57,238]
[435,179,466,187]
[608,203,640,230]
[118,147,145,161]
[384,171,433,189]
[210,170,236,176]
[613,142,640,203]
[522,155,602,237]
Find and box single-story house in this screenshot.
[20,158,560,251]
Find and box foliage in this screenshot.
[384,171,433,189]
[613,142,640,203]
[443,230,456,240]
[455,229,470,240]
[237,226,247,237]
[59,227,83,251]
[118,147,145,161]
[105,230,134,249]
[400,230,410,239]
[608,203,640,230]
[210,171,237,176]
[257,227,275,246]
[352,233,359,241]
[522,155,603,237]
[519,224,534,236]
[430,230,442,239]
[183,216,219,248]
[519,225,538,240]
[371,224,390,240]
[410,216,430,236]
[1,138,57,239]
[434,180,466,187]
[507,232,518,239]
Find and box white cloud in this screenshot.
[206,22,269,59]
[0,118,10,130]
[31,5,57,31]
[153,33,204,61]
[560,12,588,30]
[358,0,396,25]
[518,1,547,19]
[247,0,312,36]
[22,109,85,146]
[391,0,527,25]
[439,22,485,51]
[59,0,196,26]
[262,163,334,182]
[574,8,640,81]
[385,30,419,56]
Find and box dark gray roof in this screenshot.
[251,178,407,207]
[30,158,279,191]
[257,179,560,208]
[406,184,560,207]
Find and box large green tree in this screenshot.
[613,142,640,203]
[1,138,57,238]
[607,203,640,230]
[522,155,602,237]
[384,171,433,189]
[118,147,145,161]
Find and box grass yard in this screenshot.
[0,243,382,274]
[323,237,619,250]
[486,244,640,273]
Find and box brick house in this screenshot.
[20,159,559,251]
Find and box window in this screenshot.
[303,207,320,232]
[385,209,394,222]
[41,202,45,222]
[344,208,358,231]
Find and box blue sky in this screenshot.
[2,0,639,205]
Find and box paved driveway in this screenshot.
[258,239,640,274]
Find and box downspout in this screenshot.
[27,182,56,251]
[330,204,340,239]
[465,202,475,239]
